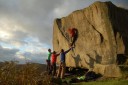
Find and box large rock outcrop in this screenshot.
[53,1,128,77]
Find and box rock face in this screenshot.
[53,1,128,77]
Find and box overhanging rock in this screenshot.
[53,1,128,77]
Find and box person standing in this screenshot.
[50,51,60,76]
[57,46,74,79]
[46,49,52,74]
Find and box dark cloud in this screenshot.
[22,52,47,64]
[0,45,47,64]
[0,0,64,45]
[0,45,19,61]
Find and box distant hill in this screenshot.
[0,61,47,72]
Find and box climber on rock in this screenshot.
[67,28,78,47]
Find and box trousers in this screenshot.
[57,62,66,78]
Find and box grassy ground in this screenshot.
[61,74,128,85]
[0,61,50,85]
[0,61,128,85]
[72,80,128,85]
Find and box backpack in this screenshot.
[85,71,97,81]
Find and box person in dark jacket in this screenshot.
[57,46,74,79]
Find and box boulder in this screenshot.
[53,1,128,77]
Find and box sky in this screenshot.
[0,0,128,64]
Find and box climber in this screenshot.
[46,49,52,74]
[57,46,74,79]
[50,51,60,76]
[67,28,78,47]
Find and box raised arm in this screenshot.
[56,53,60,56]
[64,47,74,54]
[55,51,61,56]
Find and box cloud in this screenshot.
[0,45,47,64]
[22,52,47,63]
[0,45,19,61]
